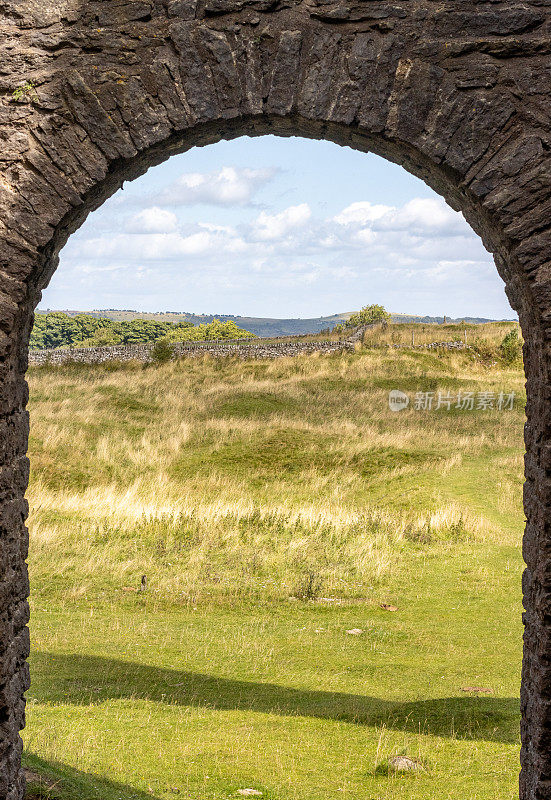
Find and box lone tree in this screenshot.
[333,305,391,333]
[346,304,391,327]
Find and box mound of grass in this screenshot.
[212,391,302,419]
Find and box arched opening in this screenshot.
[22,133,524,800]
[3,8,551,795]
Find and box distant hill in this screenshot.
[37,309,511,338]
[37,310,353,338]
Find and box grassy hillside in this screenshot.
[24,328,525,800]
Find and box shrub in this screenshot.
[499,328,522,364]
[471,338,497,364]
[295,571,323,601]
[151,337,174,364]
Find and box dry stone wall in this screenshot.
[27,324,375,365]
[391,342,469,351]
[28,339,356,365]
[1,1,551,798]
[27,335,469,366]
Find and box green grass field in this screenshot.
[24,326,525,800]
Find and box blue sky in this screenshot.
[40,135,514,319]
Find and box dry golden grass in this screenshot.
[363,319,520,348]
[26,338,525,605]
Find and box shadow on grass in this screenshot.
[23,753,161,800]
[30,652,519,743]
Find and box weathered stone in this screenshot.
[266,30,303,114]
[62,71,138,161]
[1,2,551,798]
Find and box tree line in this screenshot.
[30,312,256,350]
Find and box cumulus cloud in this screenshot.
[251,203,312,241]
[334,202,392,226]
[64,195,487,285]
[126,207,178,234]
[155,166,276,206]
[322,197,480,265]
[69,221,251,264]
[57,187,506,318]
[374,198,465,235]
[334,197,465,236]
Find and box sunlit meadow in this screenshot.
[24,324,525,800]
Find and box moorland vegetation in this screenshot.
[24,321,524,800]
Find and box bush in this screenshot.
[151,337,174,364]
[499,328,522,364]
[471,338,497,364]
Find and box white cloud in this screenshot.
[323,197,477,267]
[126,207,178,234]
[65,196,486,284]
[198,222,237,234]
[355,229,377,246]
[173,231,214,255]
[58,186,505,319]
[252,203,312,241]
[374,198,465,235]
[334,202,393,225]
[156,166,276,206]
[68,221,251,264]
[334,197,464,237]
[73,231,213,261]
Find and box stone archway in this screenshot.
[1,1,551,797]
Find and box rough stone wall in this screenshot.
[26,337,470,365]
[28,339,355,364]
[390,341,469,351]
[27,324,375,365]
[1,1,551,797]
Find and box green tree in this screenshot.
[78,329,122,347]
[30,313,255,350]
[117,319,173,344]
[345,304,390,329]
[30,312,81,349]
[167,319,255,342]
[72,313,112,340]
